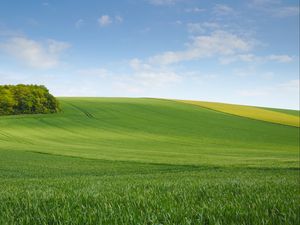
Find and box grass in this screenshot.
[178,99,299,127]
[0,97,299,224]
[261,107,300,117]
[1,150,299,225]
[1,97,298,167]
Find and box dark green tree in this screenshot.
[0,87,16,115]
[0,84,60,115]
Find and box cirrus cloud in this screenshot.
[97,15,123,27]
[148,0,180,6]
[98,15,112,27]
[149,30,253,65]
[1,37,70,69]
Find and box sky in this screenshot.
[0,0,299,109]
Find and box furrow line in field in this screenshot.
[67,103,95,118]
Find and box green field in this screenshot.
[0,98,299,224]
[178,100,299,127]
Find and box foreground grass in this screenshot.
[0,150,299,225]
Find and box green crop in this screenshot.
[0,98,299,224]
[178,99,299,127]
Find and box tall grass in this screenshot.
[0,151,298,225]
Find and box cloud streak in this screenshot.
[98,15,112,27]
[1,37,70,69]
[124,58,182,91]
[98,15,123,27]
[213,4,235,16]
[149,30,253,65]
[148,0,180,6]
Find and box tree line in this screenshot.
[0,84,60,115]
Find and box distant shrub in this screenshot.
[0,84,60,115]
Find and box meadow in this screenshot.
[0,98,299,224]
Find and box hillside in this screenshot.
[0,97,298,168]
[0,97,299,224]
[178,100,299,127]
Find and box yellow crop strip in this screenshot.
[178,100,300,127]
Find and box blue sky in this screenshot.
[0,0,299,109]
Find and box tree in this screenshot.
[0,87,16,115]
[0,84,60,115]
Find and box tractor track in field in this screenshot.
[36,117,73,132]
[0,129,33,145]
[0,131,11,139]
[67,103,95,118]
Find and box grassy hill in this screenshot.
[0,98,299,224]
[0,97,298,167]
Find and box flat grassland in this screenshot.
[0,98,299,224]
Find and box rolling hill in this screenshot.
[0,98,299,224]
[0,97,298,167]
[178,100,299,127]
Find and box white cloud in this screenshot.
[129,58,181,88]
[219,54,257,64]
[98,15,112,27]
[213,4,235,16]
[185,7,206,13]
[149,30,253,65]
[267,54,294,63]
[114,58,182,93]
[129,58,152,70]
[97,15,123,27]
[133,70,181,88]
[115,71,181,93]
[75,19,84,29]
[139,21,292,67]
[1,37,70,69]
[149,0,179,5]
